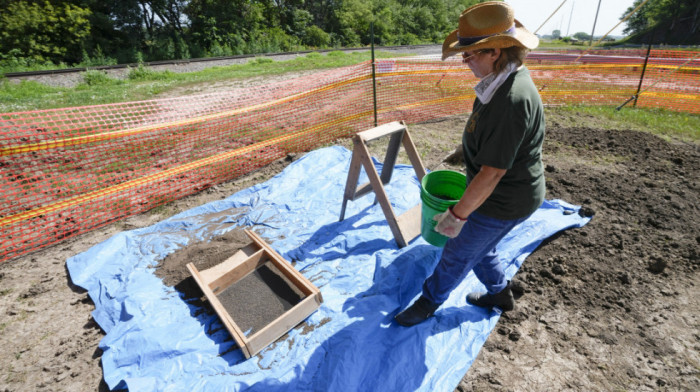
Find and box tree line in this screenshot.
[623,0,700,45]
[0,0,697,71]
[0,0,479,68]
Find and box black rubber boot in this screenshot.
[466,281,515,312]
[394,296,440,327]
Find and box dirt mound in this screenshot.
[154,229,251,299]
[460,123,699,391]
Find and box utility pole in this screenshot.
[566,0,575,37]
[589,0,602,46]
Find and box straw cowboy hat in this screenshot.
[442,1,539,60]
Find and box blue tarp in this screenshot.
[67,146,590,391]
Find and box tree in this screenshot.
[573,32,591,41]
[76,0,144,63]
[301,0,342,33]
[335,0,374,45]
[304,25,331,47]
[622,0,700,44]
[335,0,479,47]
[186,0,271,55]
[1,0,504,66]
[0,0,92,64]
[552,29,561,40]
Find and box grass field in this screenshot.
[0,51,399,112]
[1,50,697,143]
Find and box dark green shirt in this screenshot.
[462,67,545,220]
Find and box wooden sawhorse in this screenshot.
[339,121,426,248]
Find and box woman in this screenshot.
[395,1,545,327]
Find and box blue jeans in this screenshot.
[422,211,528,304]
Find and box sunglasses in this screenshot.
[461,49,492,61]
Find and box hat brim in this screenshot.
[441,20,539,61]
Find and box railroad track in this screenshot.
[2,44,441,79]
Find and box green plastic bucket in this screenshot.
[420,170,467,247]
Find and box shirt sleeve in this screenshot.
[472,97,528,170]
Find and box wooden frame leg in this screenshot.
[338,121,428,247]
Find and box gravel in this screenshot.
[7,45,442,89]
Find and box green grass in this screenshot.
[1,50,697,144]
[0,51,400,113]
[538,40,590,49]
[551,105,700,143]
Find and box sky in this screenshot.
[504,0,637,37]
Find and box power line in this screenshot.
[534,0,569,35]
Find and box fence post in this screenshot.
[634,29,654,107]
[371,22,378,127]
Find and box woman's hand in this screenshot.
[433,206,467,238]
[433,165,506,239]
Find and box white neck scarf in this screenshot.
[474,62,519,104]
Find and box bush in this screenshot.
[0,1,91,64]
[248,28,300,53]
[134,51,145,65]
[77,46,118,68]
[128,65,174,81]
[81,70,118,86]
[0,49,60,74]
[395,33,421,46]
[206,42,235,58]
[303,26,331,48]
[340,28,361,47]
[250,57,274,65]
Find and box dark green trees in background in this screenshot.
[0,0,91,65]
[572,32,591,41]
[338,0,466,46]
[183,0,480,57]
[623,0,700,44]
[0,0,480,67]
[4,0,696,70]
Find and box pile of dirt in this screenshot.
[155,228,305,335]
[0,111,697,391]
[154,229,251,299]
[458,117,699,391]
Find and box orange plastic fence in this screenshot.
[1,49,698,262]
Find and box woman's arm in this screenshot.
[451,165,506,220]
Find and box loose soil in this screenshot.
[217,261,303,335]
[1,108,698,391]
[157,231,305,336]
[154,229,252,299]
